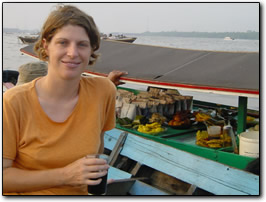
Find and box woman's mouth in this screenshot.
[61,61,81,68]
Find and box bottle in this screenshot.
[223,125,239,154]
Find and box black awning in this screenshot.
[20,40,259,96]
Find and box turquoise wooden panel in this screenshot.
[104,129,122,150]
[108,166,132,180]
[104,129,259,195]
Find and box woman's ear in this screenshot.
[42,38,49,56]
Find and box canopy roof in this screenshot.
[20,40,259,97]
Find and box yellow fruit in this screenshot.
[137,122,164,134]
[208,143,222,148]
[196,130,209,141]
[195,112,211,122]
[155,128,162,133]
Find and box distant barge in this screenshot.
[18,36,39,44]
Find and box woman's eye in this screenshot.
[79,43,89,47]
[58,41,66,45]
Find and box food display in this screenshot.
[116,87,193,120]
[116,115,149,129]
[137,122,165,135]
[196,130,232,148]
[195,112,211,122]
[116,115,165,135]
[114,85,260,168]
[115,87,256,153]
[115,87,231,137]
[115,87,195,135]
[194,110,233,148]
[149,113,166,124]
[168,111,192,129]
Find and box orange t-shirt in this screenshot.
[3,76,116,195]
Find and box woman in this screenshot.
[3,5,121,195]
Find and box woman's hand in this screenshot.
[3,156,110,193]
[107,70,128,86]
[62,156,109,186]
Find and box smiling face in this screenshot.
[43,25,92,80]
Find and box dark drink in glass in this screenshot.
[86,154,109,195]
[88,174,108,195]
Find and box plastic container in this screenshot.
[239,131,259,158]
[207,126,221,138]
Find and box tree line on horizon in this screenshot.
[4,28,259,40]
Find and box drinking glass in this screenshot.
[86,154,109,195]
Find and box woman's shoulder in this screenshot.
[3,81,34,102]
[81,76,116,90]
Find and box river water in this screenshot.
[3,33,259,110]
[133,35,259,52]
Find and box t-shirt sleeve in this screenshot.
[102,79,117,132]
[3,92,20,160]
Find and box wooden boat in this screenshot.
[18,36,39,44]
[111,37,137,43]
[102,37,137,43]
[18,42,259,195]
[101,33,137,43]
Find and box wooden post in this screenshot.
[131,162,142,176]
[109,132,128,166]
[237,96,248,135]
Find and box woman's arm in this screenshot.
[3,158,64,193]
[107,70,128,86]
[3,157,109,193]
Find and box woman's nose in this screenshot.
[67,44,78,58]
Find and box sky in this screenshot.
[2,2,259,34]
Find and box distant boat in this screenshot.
[18,36,39,44]
[107,37,137,43]
[101,33,137,43]
[224,37,234,41]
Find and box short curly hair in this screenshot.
[34,4,100,66]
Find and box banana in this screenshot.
[195,112,211,122]
[137,122,164,134]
